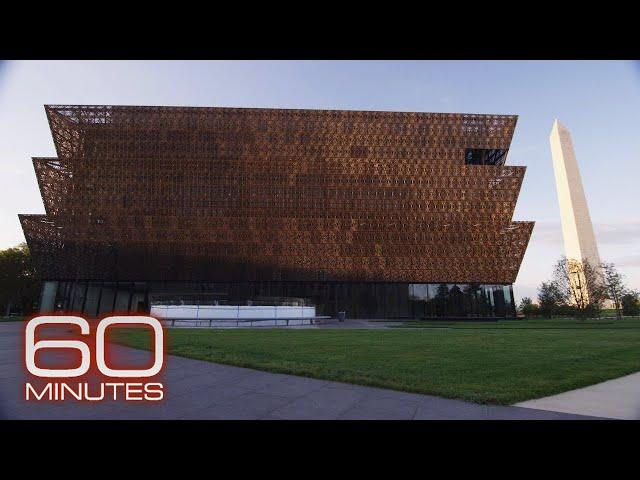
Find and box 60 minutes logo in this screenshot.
[24,316,165,402]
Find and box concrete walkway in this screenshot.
[163,319,398,329]
[516,372,640,419]
[0,322,596,420]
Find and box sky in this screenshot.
[0,60,638,303]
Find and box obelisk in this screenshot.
[549,120,602,299]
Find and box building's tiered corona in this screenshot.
[20,105,533,319]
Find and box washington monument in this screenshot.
[549,119,602,300]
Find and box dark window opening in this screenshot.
[465,148,508,166]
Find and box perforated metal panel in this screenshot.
[20,105,533,284]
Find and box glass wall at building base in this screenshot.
[42,281,516,319]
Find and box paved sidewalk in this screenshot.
[516,372,640,419]
[0,322,597,420]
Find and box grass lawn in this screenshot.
[392,317,640,329]
[0,316,24,322]
[112,317,640,405]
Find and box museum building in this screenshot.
[20,105,533,319]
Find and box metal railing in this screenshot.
[161,316,332,328]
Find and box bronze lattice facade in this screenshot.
[20,105,533,318]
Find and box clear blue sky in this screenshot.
[1,60,638,302]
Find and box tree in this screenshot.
[519,296,533,312]
[621,290,639,317]
[0,243,40,316]
[600,262,626,319]
[537,281,565,318]
[518,297,539,317]
[551,256,606,318]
